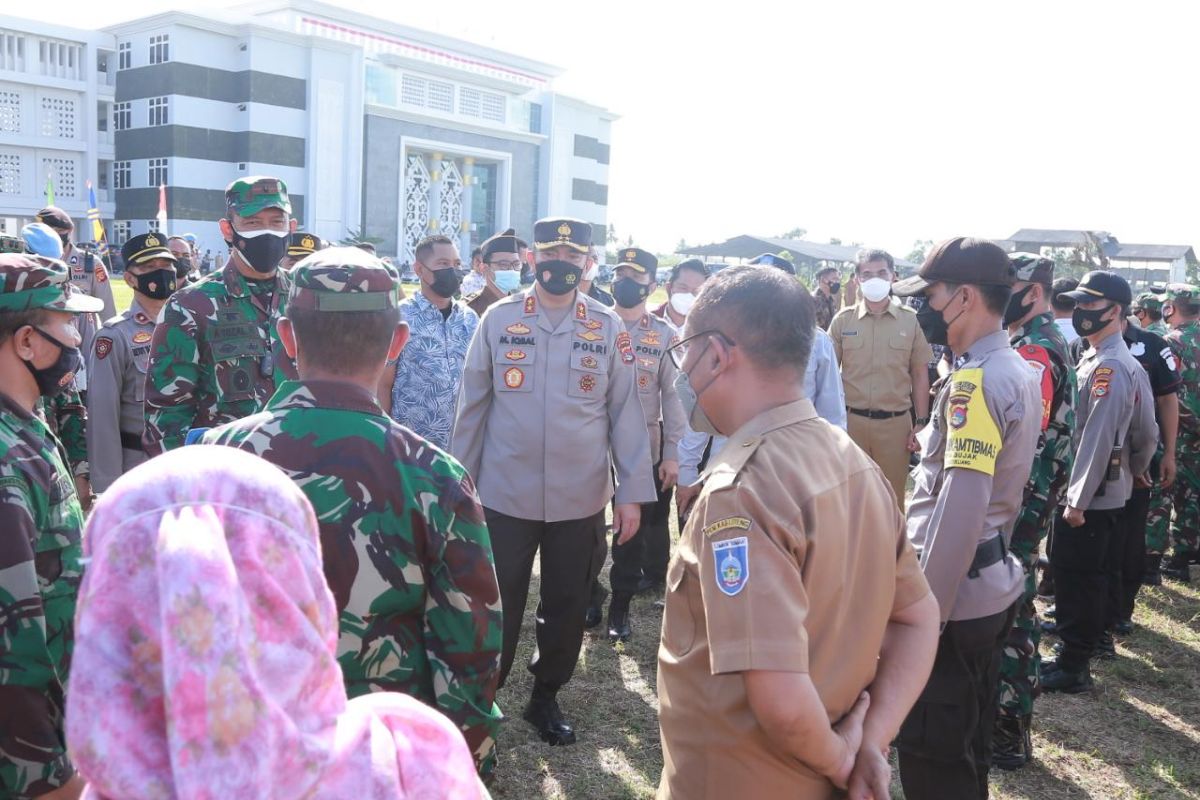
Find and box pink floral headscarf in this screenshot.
[67,445,488,800]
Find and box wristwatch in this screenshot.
[915,416,930,426]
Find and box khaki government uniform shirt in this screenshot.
[906,330,1042,624]
[452,289,656,522]
[657,399,930,799]
[829,298,933,412]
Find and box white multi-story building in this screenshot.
[0,16,117,241]
[99,0,615,266]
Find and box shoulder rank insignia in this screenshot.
[576,301,588,320]
[134,312,152,325]
[524,295,536,315]
[712,536,750,596]
[640,315,651,329]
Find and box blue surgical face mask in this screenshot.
[493,269,521,294]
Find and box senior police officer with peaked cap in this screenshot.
[87,233,179,493]
[890,237,1042,799]
[452,216,656,747]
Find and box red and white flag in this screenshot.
[156,184,168,235]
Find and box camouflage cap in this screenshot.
[287,246,399,312]
[0,253,104,313]
[225,176,292,218]
[1164,283,1200,304]
[1131,291,1163,312]
[1009,252,1055,284]
[287,231,323,258]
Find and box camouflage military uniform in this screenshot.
[37,385,88,480]
[143,261,280,453]
[1166,312,1200,561]
[204,251,502,778]
[0,253,98,798]
[998,311,1075,718]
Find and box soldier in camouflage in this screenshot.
[0,253,101,799]
[1162,284,1200,582]
[992,254,1076,769]
[204,247,503,779]
[37,385,90,512]
[143,177,296,453]
[1132,291,1169,335]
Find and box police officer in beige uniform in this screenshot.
[452,216,655,746]
[1044,272,1157,693]
[587,246,686,642]
[891,238,1042,800]
[657,265,940,800]
[86,234,178,492]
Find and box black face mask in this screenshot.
[174,256,193,278]
[1003,284,1036,328]
[131,267,178,300]
[427,267,462,299]
[520,270,534,286]
[536,260,583,295]
[612,276,650,308]
[827,281,841,295]
[1072,304,1113,338]
[916,291,963,347]
[228,227,288,275]
[23,327,84,398]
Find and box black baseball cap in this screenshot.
[893,237,1016,297]
[749,252,795,275]
[1058,271,1132,306]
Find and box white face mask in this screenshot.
[861,277,892,303]
[670,292,696,316]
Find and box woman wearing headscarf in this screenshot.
[66,445,488,800]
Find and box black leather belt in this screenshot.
[120,431,143,451]
[968,536,1007,578]
[848,407,910,420]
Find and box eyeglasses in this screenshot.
[667,329,736,369]
[488,259,522,270]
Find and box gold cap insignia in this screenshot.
[302,235,314,249]
[145,234,160,247]
[557,222,572,237]
[626,250,637,260]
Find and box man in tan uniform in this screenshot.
[829,248,933,503]
[657,265,940,800]
[891,238,1042,800]
[86,233,178,492]
[464,228,525,317]
[585,246,686,642]
[452,216,655,746]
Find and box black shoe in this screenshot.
[1043,604,1057,620]
[1050,640,1064,657]
[1042,661,1094,693]
[992,715,1030,770]
[1036,577,1055,598]
[635,575,664,595]
[523,690,577,746]
[607,593,632,643]
[1114,619,1134,636]
[1162,553,1192,583]
[584,604,603,629]
[1040,618,1058,636]
[1095,633,1117,661]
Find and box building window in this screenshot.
[0,152,21,195]
[427,80,454,113]
[0,91,20,134]
[148,97,168,127]
[113,160,131,189]
[149,34,169,65]
[148,219,161,234]
[42,156,77,198]
[1,34,27,72]
[40,95,77,139]
[400,74,455,113]
[113,102,131,131]
[112,220,130,246]
[148,158,167,187]
[118,41,131,70]
[458,88,506,123]
[39,39,83,81]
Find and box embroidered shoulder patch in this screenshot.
[712,536,750,596]
[702,516,752,538]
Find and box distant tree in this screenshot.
[676,238,689,253]
[340,226,384,248]
[906,239,933,265]
[780,227,808,240]
[607,224,618,246]
[624,234,635,248]
[828,237,842,246]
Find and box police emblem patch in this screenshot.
[132,331,152,344]
[504,367,525,388]
[579,374,596,393]
[506,349,527,361]
[712,536,750,596]
[506,322,532,335]
[617,331,634,364]
[949,404,967,429]
[581,355,599,369]
[94,337,113,360]
[638,373,650,389]
[95,263,108,283]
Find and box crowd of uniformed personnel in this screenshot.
[0,171,1197,800]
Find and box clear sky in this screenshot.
[22,0,1200,257]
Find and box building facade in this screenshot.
[2,0,617,267]
[0,16,116,242]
